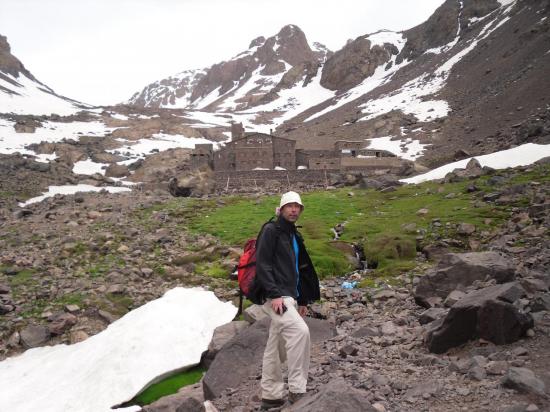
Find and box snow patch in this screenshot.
[19,184,131,206]
[109,133,218,162]
[365,30,406,52]
[306,55,410,122]
[361,7,514,123]
[73,159,107,175]
[0,288,236,412]
[0,119,113,156]
[401,143,550,184]
[250,66,336,127]
[0,72,86,116]
[366,136,430,161]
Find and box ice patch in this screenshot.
[401,143,550,184]
[0,288,236,412]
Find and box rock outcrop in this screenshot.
[414,252,516,307]
[425,282,533,353]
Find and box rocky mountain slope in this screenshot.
[0,35,89,116]
[129,0,550,167]
[129,24,331,113]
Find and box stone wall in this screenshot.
[340,157,404,171]
[215,169,333,191]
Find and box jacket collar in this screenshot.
[277,215,296,234]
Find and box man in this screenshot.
[255,191,321,410]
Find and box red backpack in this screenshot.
[235,219,279,314]
[237,238,259,299]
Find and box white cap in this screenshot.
[280,191,303,209]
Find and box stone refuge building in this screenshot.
[190,123,401,172]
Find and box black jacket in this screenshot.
[254,215,320,305]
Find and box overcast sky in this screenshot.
[1,0,445,106]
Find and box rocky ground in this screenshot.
[0,161,549,411]
[0,189,240,359]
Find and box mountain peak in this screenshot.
[248,36,266,49]
[0,34,35,80]
[277,24,303,38]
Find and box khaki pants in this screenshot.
[261,297,311,400]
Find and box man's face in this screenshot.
[280,202,302,223]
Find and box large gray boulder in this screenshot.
[288,379,377,411]
[202,317,336,400]
[20,324,50,349]
[425,283,533,354]
[415,252,516,307]
[200,320,249,369]
[501,367,546,396]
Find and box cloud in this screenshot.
[1,0,445,105]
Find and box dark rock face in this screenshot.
[320,37,395,91]
[415,252,516,307]
[425,283,533,353]
[202,317,336,400]
[397,0,500,63]
[0,34,36,81]
[200,320,249,369]
[288,378,377,412]
[202,318,270,400]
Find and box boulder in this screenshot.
[501,367,546,396]
[288,378,377,412]
[48,312,77,335]
[418,307,448,325]
[169,167,215,197]
[202,317,335,400]
[105,163,129,178]
[425,283,533,354]
[415,252,516,308]
[142,382,205,412]
[200,320,249,368]
[20,324,50,349]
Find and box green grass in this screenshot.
[132,163,550,282]
[131,366,206,406]
[7,268,36,287]
[55,292,86,307]
[195,262,229,278]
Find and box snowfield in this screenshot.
[401,143,550,184]
[0,71,87,116]
[0,118,114,156]
[0,288,237,412]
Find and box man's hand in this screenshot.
[298,305,308,317]
[271,297,284,315]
